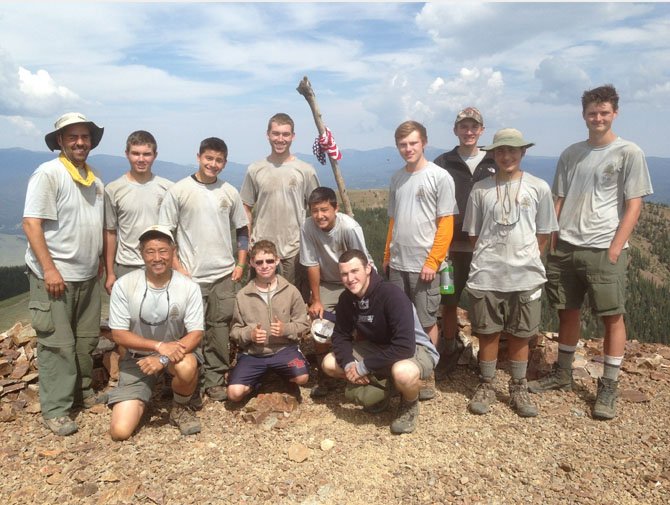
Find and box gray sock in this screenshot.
[557,343,576,370]
[603,355,623,381]
[510,360,528,381]
[173,392,191,405]
[479,360,497,381]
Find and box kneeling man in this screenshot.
[322,250,439,434]
[108,225,204,440]
[227,240,311,402]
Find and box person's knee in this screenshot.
[172,354,198,381]
[392,360,420,386]
[226,384,250,402]
[109,421,135,441]
[109,403,143,441]
[321,353,340,377]
[292,373,309,385]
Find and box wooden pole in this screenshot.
[297,76,353,217]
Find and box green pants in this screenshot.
[200,274,236,390]
[29,273,101,419]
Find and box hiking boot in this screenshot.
[189,389,204,410]
[43,416,78,436]
[390,398,419,434]
[169,403,201,436]
[81,392,108,409]
[468,378,497,415]
[508,379,538,418]
[419,387,435,401]
[593,377,618,420]
[436,337,464,379]
[527,364,573,393]
[206,385,228,402]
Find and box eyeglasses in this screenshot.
[139,276,171,326]
[493,172,523,227]
[254,259,276,266]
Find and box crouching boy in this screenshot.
[227,240,311,402]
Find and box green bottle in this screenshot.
[439,260,454,295]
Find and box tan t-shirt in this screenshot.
[240,157,319,259]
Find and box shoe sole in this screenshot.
[528,383,572,394]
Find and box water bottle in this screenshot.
[439,260,454,295]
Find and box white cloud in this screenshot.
[5,115,40,136]
[0,51,80,116]
[530,56,591,105]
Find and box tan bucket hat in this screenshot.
[482,128,534,151]
[44,112,104,152]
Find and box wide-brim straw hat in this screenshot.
[44,112,104,151]
[482,128,534,151]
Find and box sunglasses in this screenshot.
[254,258,277,266]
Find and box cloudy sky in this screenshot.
[1,1,669,166]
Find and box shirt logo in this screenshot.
[357,315,374,323]
[357,298,369,310]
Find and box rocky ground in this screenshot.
[2,325,670,504]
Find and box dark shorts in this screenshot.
[440,251,473,306]
[227,345,310,388]
[545,240,627,316]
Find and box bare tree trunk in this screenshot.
[296,76,353,217]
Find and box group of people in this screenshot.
[23,84,653,440]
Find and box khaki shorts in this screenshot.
[113,263,142,280]
[107,355,163,405]
[546,240,627,316]
[352,340,435,380]
[318,281,344,312]
[467,287,542,339]
[388,268,440,328]
[440,251,473,306]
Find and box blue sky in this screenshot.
[1,1,669,165]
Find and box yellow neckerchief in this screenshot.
[59,153,96,187]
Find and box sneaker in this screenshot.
[81,392,108,409]
[309,383,329,399]
[43,416,78,436]
[508,379,538,417]
[390,398,419,434]
[527,364,573,393]
[593,377,618,420]
[169,403,201,436]
[468,378,497,415]
[206,385,228,402]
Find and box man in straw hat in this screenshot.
[463,128,557,418]
[23,112,106,436]
[528,85,654,420]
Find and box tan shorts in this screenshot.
[388,268,440,328]
[467,287,542,339]
[352,340,435,380]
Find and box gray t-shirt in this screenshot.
[388,161,458,272]
[300,213,375,284]
[159,176,248,285]
[104,174,173,267]
[464,172,558,292]
[109,269,204,354]
[553,137,653,248]
[240,157,320,259]
[23,158,104,281]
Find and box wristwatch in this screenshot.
[158,355,169,368]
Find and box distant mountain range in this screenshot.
[1,146,667,235]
